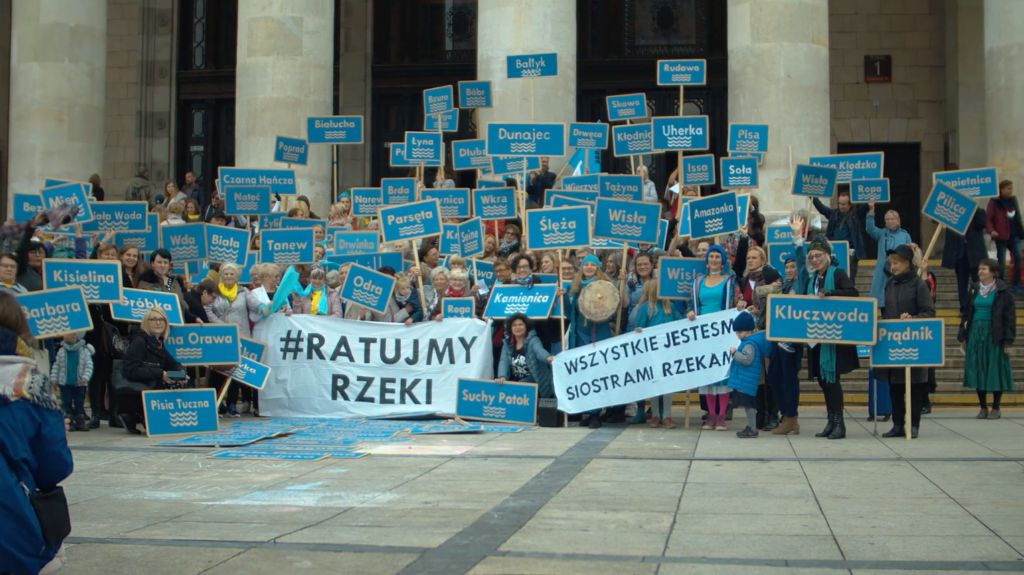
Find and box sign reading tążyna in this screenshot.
[16,287,93,339]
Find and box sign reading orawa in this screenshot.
[252,315,493,419]
[765,295,877,345]
[164,324,240,366]
[553,309,738,413]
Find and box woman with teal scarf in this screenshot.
[294,267,343,317]
[559,254,614,428]
[805,235,861,440]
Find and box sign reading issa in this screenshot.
[307,115,363,145]
[486,123,565,157]
[507,53,557,78]
[765,294,878,345]
[870,318,945,368]
[340,264,396,315]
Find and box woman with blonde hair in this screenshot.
[539,252,560,275]
[294,267,342,317]
[117,306,188,433]
[164,180,186,204]
[634,278,684,427]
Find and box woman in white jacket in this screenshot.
[205,263,262,417]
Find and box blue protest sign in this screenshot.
[720,157,760,190]
[792,164,838,198]
[350,187,382,216]
[652,116,710,151]
[422,188,471,218]
[765,225,794,244]
[379,199,442,243]
[159,223,206,262]
[219,167,297,196]
[593,198,661,244]
[238,253,260,284]
[657,257,705,300]
[507,53,557,78]
[142,389,219,437]
[224,185,271,216]
[405,131,443,164]
[334,232,379,255]
[526,206,591,250]
[809,152,883,183]
[439,223,461,256]
[42,260,123,303]
[831,240,850,274]
[688,192,740,239]
[327,252,404,275]
[476,179,506,188]
[225,356,271,390]
[472,187,516,220]
[737,194,750,228]
[389,142,415,167]
[486,123,566,157]
[677,202,691,237]
[568,123,609,150]
[561,175,601,193]
[933,167,999,199]
[274,136,308,165]
[728,123,770,154]
[766,242,796,273]
[110,288,185,325]
[258,213,285,231]
[656,59,707,85]
[457,378,537,425]
[118,213,160,253]
[41,182,93,225]
[340,264,396,314]
[165,324,240,366]
[457,218,485,258]
[209,451,326,461]
[206,224,249,265]
[612,123,654,157]
[491,155,540,176]
[442,298,476,319]
[424,109,459,132]
[850,178,890,203]
[731,150,765,165]
[423,85,455,116]
[870,318,945,368]
[452,139,490,171]
[12,193,44,223]
[307,115,363,144]
[682,154,716,186]
[606,93,648,122]
[549,194,595,211]
[472,259,495,287]
[458,80,492,108]
[922,181,977,235]
[381,178,416,206]
[81,201,150,232]
[16,288,92,338]
[237,336,267,363]
[261,228,314,265]
[766,294,878,345]
[483,284,557,319]
[44,178,70,188]
[598,175,643,201]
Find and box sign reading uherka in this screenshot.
[43,260,123,303]
[765,295,878,345]
[142,389,219,437]
[16,288,93,339]
[483,284,558,319]
[110,288,185,325]
[164,324,240,366]
[870,318,945,368]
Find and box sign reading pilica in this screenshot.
[765,295,878,345]
[728,123,769,154]
[922,181,977,235]
[486,123,566,157]
[307,115,363,144]
[568,122,609,150]
[870,318,945,368]
[458,81,492,108]
[656,59,707,85]
[507,53,557,78]
[932,167,999,199]
[808,152,884,183]
[273,136,308,165]
[652,116,710,151]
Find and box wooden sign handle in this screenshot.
[905,366,912,442]
[216,376,234,411]
[558,249,567,353]
[615,244,628,335]
[412,241,428,315]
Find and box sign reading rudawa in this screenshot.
[16,288,93,339]
[164,324,240,366]
[43,260,123,304]
[766,294,877,345]
[870,318,945,368]
[656,59,707,85]
[110,288,185,325]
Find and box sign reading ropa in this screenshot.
[765,294,877,345]
[870,318,945,368]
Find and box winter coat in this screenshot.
[642,179,658,203]
[874,270,936,385]
[206,286,258,338]
[865,216,913,306]
[293,286,343,318]
[182,289,211,324]
[986,196,1024,241]
[812,198,869,260]
[565,290,612,349]
[124,176,156,207]
[959,280,1016,347]
[497,329,553,398]
[634,301,683,330]
[942,210,988,272]
[375,289,423,323]
[122,329,185,390]
[137,270,199,323]
[50,340,94,387]
[806,267,861,379]
[728,331,770,397]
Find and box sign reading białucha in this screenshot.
[526,206,591,251]
[164,324,240,366]
[339,264,396,315]
[110,288,185,325]
[206,225,249,265]
[808,152,884,183]
[142,388,219,437]
[307,116,363,145]
[260,228,315,265]
[765,295,877,345]
[688,191,740,239]
[850,178,890,203]
[160,223,207,262]
[43,260,123,304]
[456,378,537,425]
[16,287,93,339]
[922,181,977,235]
[869,318,945,368]
[483,284,557,319]
[593,198,661,244]
[379,199,442,243]
[657,257,705,300]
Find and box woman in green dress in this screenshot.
[959,257,1016,419]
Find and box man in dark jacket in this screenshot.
[526,156,556,207]
[183,171,205,215]
[183,279,217,323]
[942,209,988,313]
[813,188,869,282]
[986,180,1024,293]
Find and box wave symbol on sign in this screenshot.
[398,223,426,236]
[503,303,530,313]
[482,406,507,418]
[730,177,752,186]
[626,140,649,151]
[324,131,348,139]
[482,206,507,216]
[471,156,489,166]
[464,96,487,106]
[274,251,304,264]
[542,231,576,244]
[610,223,643,236]
[410,149,435,159]
[671,73,692,82]
[837,169,853,180]
[36,317,71,333]
[169,411,200,427]
[234,201,260,211]
[428,102,447,113]
[509,143,537,153]
[129,306,147,319]
[171,245,200,259]
[887,348,920,361]
[175,348,203,359]
[350,289,381,307]
[519,68,542,78]
[440,206,459,217]
[933,205,964,224]
[281,152,299,162]
[209,246,240,262]
[703,218,725,233]
[81,285,101,299]
[807,323,843,340]
[611,192,635,200]
[576,138,596,147]
[666,136,693,147]
[802,183,828,195]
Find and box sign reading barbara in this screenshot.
[160,223,207,262]
[457,378,537,425]
[598,175,643,201]
[526,206,591,250]
[473,187,515,220]
[486,123,566,157]
[340,264,397,315]
[219,167,297,196]
[307,115,363,144]
[568,122,609,149]
[657,257,705,300]
[16,288,93,339]
[252,315,493,419]
[728,123,769,154]
[458,81,492,108]
[851,178,890,203]
[457,217,485,258]
[612,123,654,157]
[553,309,738,413]
[870,318,945,368]
[81,201,149,232]
[682,154,716,186]
[274,136,308,165]
[334,231,379,255]
[792,164,838,198]
[423,85,454,115]
[224,356,271,390]
[109,288,184,325]
[594,198,661,244]
[424,109,459,132]
[452,139,490,171]
[43,260,123,304]
[350,187,382,216]
[922,181,977,235]
[652,116,710,151]
[656,59,707,85]
[223,185,271,216]
[142,389,219,437]
[379,199,442,242]
[933,167,999,199]
[421,188,471,218]
[41,182,93,225]
[483,284,557,319]
[442,298,476,319]
[765,295,878,345]
[381,178,416,206]
[206,225,249,265]
[809,152,884,183]
[507,53,557,78]
[491,155,539,176]
[606,93,648,122]
[260,228,315,265]
[688,191,740,238]
[404,131,443,164]
[164,324,240,366]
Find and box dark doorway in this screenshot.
[837,142,922,258]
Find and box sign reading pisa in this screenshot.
[307,115,364,145]
[486,123,566,158]
[16,288,93,339]
[42,260,123,303]
[340,264,397,315]
[110,288,185,325]
[164,324,240,366]
[870,318,945,368]
[688,191,740,238]
[483,284,558,319]
[728,123,769,154]
[142,388,219,437]
[922,181,977,235]
[260,228,315,265]
[525,206,591,250]
[379,199,442,243]
[765,294,878,345]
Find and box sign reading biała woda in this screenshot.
[340,264,396,315]
[206,225,249,265]
[808,152,884,183]
[870,318,945,368]
[164,324,240,366]
[81,201,149,232]
[652,116,710,151]
[792,164,839,198]
[593,198,661,244]
[452,139,490,171]
[379,199,442,243]
[688,191,740,238]
[307,116,363,144]
[932,167,999,199]
[110,288,185,325]
[507,53,557,78]
[525,206,591,251]
[765,295,878,345]
[606,93,648,122]
[142,388,219,437]
[16,287,93,339]
[458,81,492,108]
[657,258,705,300]
[922,181,977,235]
[553,309,738,413]
[568,123,609,149]
[274,136,308,165]
[160,223,207,262]
[727,123,769,154]
[219,167,297,196]
[457,378,537,425]
[483,284,558,319]
[656,59,707,85]
[486,123,566,157]
[850,178,890,203]
[43,260,123,304]
[260,228,315,265]
[612,123,654,157]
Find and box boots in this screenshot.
[815,412,836,438]
[827,412,846,440]
[882,425,905,438]
[764,413,781,431]
[772,416,799,435]
[74,415,90,432]
[87,413,101,429]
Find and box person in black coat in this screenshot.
[874,245,936,439]
[116,308,188,434]
[941,209,988,314]
[182,279,217,324]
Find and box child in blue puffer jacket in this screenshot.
[728,311,770,438]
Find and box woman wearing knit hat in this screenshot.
[805,234,861,440]
[559,254,614,428]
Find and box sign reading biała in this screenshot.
[160,223,207,262]
[274,136,308,165]
[792,164,839,198]
[612,123,654,157]
[260,228,315,265]
[870,318,945,368]
[850,178,890,203]
[507,53,557,78]
[568,123,609,149]
[486,123,566,157]
[483,284,557,319]
[379,199,442,243]
[457,378,537,425]
[110,288,185,325]
[526,206,591,251]
[473,188,515,220]
[205,225,250,265]
[932,167,999,199]
[164,324,240,366]
[458,81,492,108]
[593,198,661,244]
[598,175,643,201]
[657,257,705,300]
[656,59,707,85]
[452,139,490,171]
[652,116,710,151]
[307,115,363,144]
[688,191,740,238]
[442,298,476,319]
[142,388,219,437]
[808,152,884,183]
[42,260,123,304]
[922,181,977,235]
[765,295,878,345]
[16,287,93,339]
[606,93,648,122]
[681,154,716,186]
[340,264,397,315]
[728,124,770,154]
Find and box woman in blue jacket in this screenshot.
[559,254,614,428]
[496,313,554,398]
[634,278,684,428]
[865,200,913,309]
[0,292,74,575]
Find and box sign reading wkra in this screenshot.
[473,187,516,220]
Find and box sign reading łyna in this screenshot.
[688,191,740,239]
[16,287,93,339]
[483,284,558,319]
[507,53,557,78]
[43,260,123,304]
[525,206,591,251]
[164,324,240,366]
[456,378,537,425]
[206,225,249,265]
[765,295,878,345]
[870,318,945,368]
[340,264,396,315]
[593,198,661,244]
[405,131,443,164]
[442,298,476,319]
[933,167,999,199]
[922,181,977,235]
[142,388,219,437]
[808,152,884,183]
[486,123,566,157]
[657,258,705,300]
[260,228,315,265]
[160,223,207,262]
[379,199,442,243]
[110,288,185,325]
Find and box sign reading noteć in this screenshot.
[43,260,123,304]
[922,181,977,235]
[870,318,945,368]
[16,288,92,339]
[307,115,363,144]
[457,378,537,425]
[507,53,557,78]
[142,388,219,437]
[765,295,877,345]
[340,264,396,315]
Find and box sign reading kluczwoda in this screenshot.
[765,295,878,345]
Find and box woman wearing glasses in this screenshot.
[116,307,188,434]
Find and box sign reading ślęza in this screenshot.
[765,295,878,345]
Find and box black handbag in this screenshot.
[110,359,154,395]
[1,446,71,547]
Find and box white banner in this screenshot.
[253,315,493,418]
[552,310,740,413]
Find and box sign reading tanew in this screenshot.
[765,295,878,345]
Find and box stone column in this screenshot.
[236,0,333,214]
[727,0,830,219]
[7,0,106,204]
[476,0,576,174]
[984,0,1024,190]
